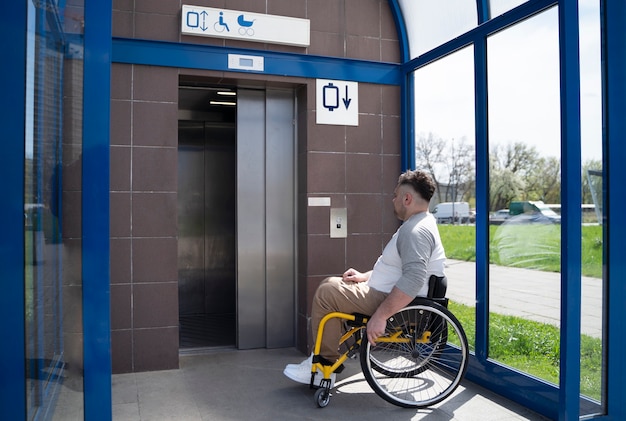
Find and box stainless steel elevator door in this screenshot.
[237,89,295,349]
[178,120,236,348]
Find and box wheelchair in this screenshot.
[309,275,469,408]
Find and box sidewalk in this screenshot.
[112,347,549,421]
[444,259,602,338]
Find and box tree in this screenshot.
[489,162,524,211]
[489,142,561,210]
[415,133,475,204]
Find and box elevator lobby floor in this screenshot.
[112,347,550,421]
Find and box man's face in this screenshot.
[392,185,406,220]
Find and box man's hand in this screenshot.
[342,268,369,283]
[366,287,414,346]
[366,313,387,346]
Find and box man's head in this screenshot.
[392,170,436,221]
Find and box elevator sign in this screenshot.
[316,79,359,126]
[181,5,310,47]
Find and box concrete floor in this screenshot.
[112,347,550,421]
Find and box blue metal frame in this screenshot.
[557,1,582,419]
[112,38,401,86]
[0,2,27,420]
[473,37,490,364]
[387,0,412,171]
[603,2,626,420]
[82,1,112,420]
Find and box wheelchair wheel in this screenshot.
[360,298,468,408]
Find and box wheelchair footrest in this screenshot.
[312,355,345,373]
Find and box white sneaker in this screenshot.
[283,354,336,387]
[284,353,313,373]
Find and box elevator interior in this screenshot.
[177,83,296,351]
[178,86,237,350]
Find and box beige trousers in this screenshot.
[311,276,388,361]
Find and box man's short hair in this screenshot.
[397,170,436,202]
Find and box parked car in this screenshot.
[489,209,510,225]
[509,200,561,224]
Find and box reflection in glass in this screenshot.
[413,46,476,353]
[487,8,562,385]
[25,2,84,419]
[398,0,477,58]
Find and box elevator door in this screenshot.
[237,88,296,349]
[178,86,295,351]
[178,120,236,349]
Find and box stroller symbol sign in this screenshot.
[237,14,255,36]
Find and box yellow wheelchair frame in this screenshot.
[308,297,469,409]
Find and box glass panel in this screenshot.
[487,8,562,384]
[489,0,529,18]
[25,1,84,420]
[413,46,476,353]
[398,0,477,58]
[579,0,605,416]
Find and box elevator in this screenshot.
[177,85,296,351]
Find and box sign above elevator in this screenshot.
[316,79,359,126]
[181,5,310,47]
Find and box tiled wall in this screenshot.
[113,0,400,62]
[110,0,401,372]
[110,63,181,373]
[296,82,402,354]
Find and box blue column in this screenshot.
[474,37,489,363]
[0,2,27,418]
[603,1,626,420]
[558,0,582,419]
[83,0,112,420]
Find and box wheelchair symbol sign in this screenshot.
[316,79,359,126]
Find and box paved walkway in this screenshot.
[444,259,603,338]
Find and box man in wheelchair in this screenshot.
[284,169,447,385]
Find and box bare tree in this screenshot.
[415,133,475,204]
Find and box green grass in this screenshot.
[449,300,603,401]
[438,224,603,278]
[439,227,604,401]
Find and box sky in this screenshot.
[412,1,602,164]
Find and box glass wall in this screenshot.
[487,5,562,386]
[398,0,477,58]
[400,0,608,417]
[489,0,529,18]
[24,1,85,419]
[413,46,477,353]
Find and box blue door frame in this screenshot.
[0,1,112,420]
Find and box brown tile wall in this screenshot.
[112,0,401,63]
[110,0,402,370]
[110,63,180,373]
